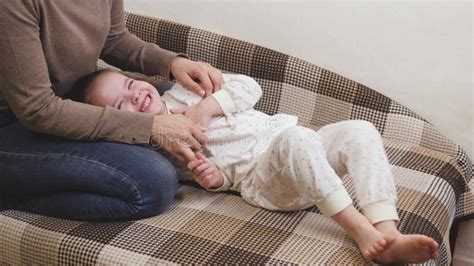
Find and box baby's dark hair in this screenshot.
[68,69,111,103]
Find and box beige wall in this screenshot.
[124,0,473,159]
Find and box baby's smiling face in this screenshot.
[86,71,166,115]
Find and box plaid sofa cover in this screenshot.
[1,12,472,265]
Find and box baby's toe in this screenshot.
[363,250,373,260]
[373,242,385,252]
[367,247,378,259]
[377,238,387,247]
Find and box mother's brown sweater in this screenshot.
[0,0,179,144]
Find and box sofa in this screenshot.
[1,12,472,265]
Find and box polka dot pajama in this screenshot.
[163,74,399,224]
[239,120,399,224]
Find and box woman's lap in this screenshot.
[0,119,178,221]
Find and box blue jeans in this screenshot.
[0,109,178,221]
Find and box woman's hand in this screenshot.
[170,57,224,98]
[170,96,223,130]
[150,114,207,163]
[170,103,213,130]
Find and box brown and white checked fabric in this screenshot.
[1,12,472,265]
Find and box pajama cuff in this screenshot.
[212,86,236,114]
[206,170,232,192]
[315,189,353,217]
[362,201,399,224]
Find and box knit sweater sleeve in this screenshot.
[100,0,181,79]
[0,1,155,144]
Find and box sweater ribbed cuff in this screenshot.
[103,106,154,145]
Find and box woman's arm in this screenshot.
[0,1,153,144]
[102,0,224,98]
[100,0,179,79]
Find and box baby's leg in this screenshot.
[243,126,395,260]
[317,120,438,263]
[317,120,398,224]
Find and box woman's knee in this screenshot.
[0,124,179,219]
[117,147,178,218]
[135,161,178,218]
[88,148,178,219]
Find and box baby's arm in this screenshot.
[187,152,232,191]
[212,74,263,114]
[183,74,262,116]
[170,96,222,130]
[171,74,262,129]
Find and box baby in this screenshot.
[72,69,439,264]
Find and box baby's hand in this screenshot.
[187,152,224,189]
[170,102,213,131]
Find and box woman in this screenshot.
[0,0,223,220]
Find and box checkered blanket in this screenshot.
[1,12,472,265]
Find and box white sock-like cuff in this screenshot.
[315,189,353,217]
[212,87,236,114]
[362,201,399,224]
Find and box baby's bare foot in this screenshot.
[349,223,396,261]
[373,233,439,264]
